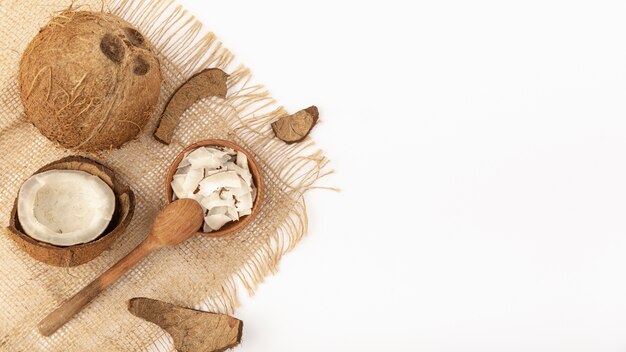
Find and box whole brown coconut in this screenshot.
[19,11,162,151]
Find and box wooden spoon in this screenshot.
[38,199,204,336]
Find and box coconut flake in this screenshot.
[204,147,229,161]
[175,164,191,176]
[235,192,253,213]
[208,206,229,216]
[226,207,240,221]
[231,177,252,197]
[187,147,221,169]
[236,152,248,170]
[204,167,224,177]
[188,192,205,204]
[250,187,257,202]
[205,214,232,231]
[171,174,186,200]
[200,192,235,209]
[238,208,252,217]
[226,162,252,185]
[220,189,234,200]
[178,155,191,168]
[182,168,204,195]
[198,171,241,196]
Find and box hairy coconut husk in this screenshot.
[19,11,162,151]
[7,156,135,267]
[128,298,243,352]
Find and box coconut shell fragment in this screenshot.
[128,297,243,352]
[154,68,229,144]
[271,106,319,144]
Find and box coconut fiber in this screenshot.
[0,0,332,350]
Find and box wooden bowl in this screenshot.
[165,139,264,238]
[7,156,135,267]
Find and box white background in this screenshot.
[178,1,626,351]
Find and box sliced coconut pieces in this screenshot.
[226,162,252,185]
[17,170,116,246]
[199,192,235,209]
[186,147,221,170]
[236,151,248,170]
[171,146,256,232]
[198,171,241,196]
[184,168,204,195]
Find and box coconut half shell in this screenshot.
[7,156,135,267]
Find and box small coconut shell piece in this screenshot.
[128,297,243,352]
[154,68,228,144]
[7,156,135,267]
[271,106,319,144]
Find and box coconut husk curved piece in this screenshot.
[7,156,135,267]
[128,297,243,352]
[154,68,228,144]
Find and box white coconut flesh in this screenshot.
[171,146,256,232]
[17,170,116,246]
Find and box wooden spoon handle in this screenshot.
[38,239,158,336]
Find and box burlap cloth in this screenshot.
[0,0,332,350]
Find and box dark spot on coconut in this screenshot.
[133,56,150,75]
[100,33,125,64]
[124,27,145,47]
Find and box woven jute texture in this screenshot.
[0,0,331,350]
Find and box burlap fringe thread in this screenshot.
[0,0,334,350]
